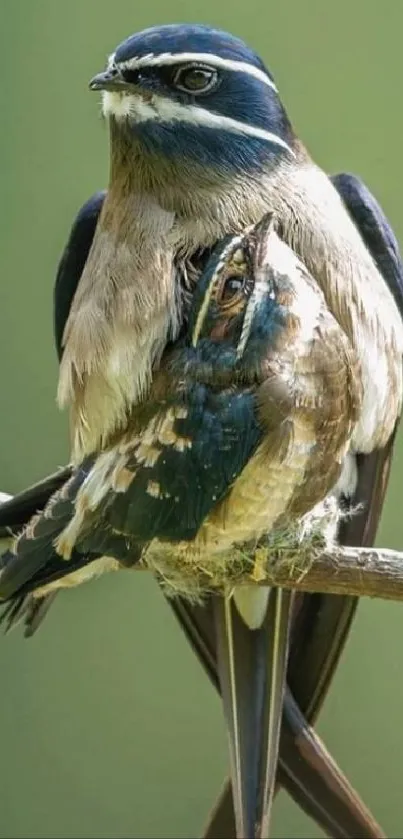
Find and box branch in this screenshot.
[243,543,403,601]
[1,489,403,603]
[144,510,403,603]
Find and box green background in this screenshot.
[1,1,403,836]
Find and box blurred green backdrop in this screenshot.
[1,1,403,836]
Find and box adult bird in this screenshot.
[1,22,403,837]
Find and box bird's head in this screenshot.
[176,211,295,383]
[89,24,298,210]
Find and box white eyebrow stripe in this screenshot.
[236,277,267,359]
[191,234,245,347]
[102,91,295,157]
[116,51,278,92]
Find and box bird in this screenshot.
[84,24,403,837]
[0,212,365,836]
[0,213,387,839]
[1,22,403,838]
[0,212,363,596]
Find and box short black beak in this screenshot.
[89,68,128,92]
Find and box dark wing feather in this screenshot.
[54,191,106,359]
[0,591,57,637]
[0,193,106,632]
[332,173,403,308]
[0,465,96,600]
[0,467,72,534]
[287,172,403,716]
[103,386,262,543]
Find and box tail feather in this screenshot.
[213,587,293,838]
[202,689,385,839]
[0,592,57,637]
[278,691,386,838]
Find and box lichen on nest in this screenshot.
[143,496,345,602]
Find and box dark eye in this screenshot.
[121,68,140,85]
[173,64,218,94]
[220,275,246,304]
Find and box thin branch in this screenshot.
[1,489,403,603]
[140,515,403,602]
[242,544,403,601]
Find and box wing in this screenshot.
[0,461,105,599]
[92,386,262,545]
[0,383,261,608]
[0,457,141,614]
[332,173,403,311]
[54,191,106,359]
[170,172,403,838]
[0,468,72,532]
[1,176,396,836]
[287,172,403,716]
[0,193,106,633]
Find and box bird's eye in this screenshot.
[219,274,247,306]
[121,68,140,85]
[172,64,218,95]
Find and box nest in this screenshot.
[144,496,346,602]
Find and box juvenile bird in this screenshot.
[0,214,361,604]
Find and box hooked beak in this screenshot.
[89,68,129,92]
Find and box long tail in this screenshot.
[203,688,385,839]
[169,593,385,839]
[213,586,293,838]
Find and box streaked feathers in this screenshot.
[0,218,361,613]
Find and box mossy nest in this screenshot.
[144,497,343,602]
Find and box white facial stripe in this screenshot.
[236,227,280,358]
[102,91,295,157]
[191,234,244,348]
[236,278,266,359]
[115,51,278,93]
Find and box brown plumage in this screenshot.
[138,229,363,598]
[58,142,402,468]
[0,222,361,603]
[5,27,402,837]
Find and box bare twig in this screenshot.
[238,543,403,602]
